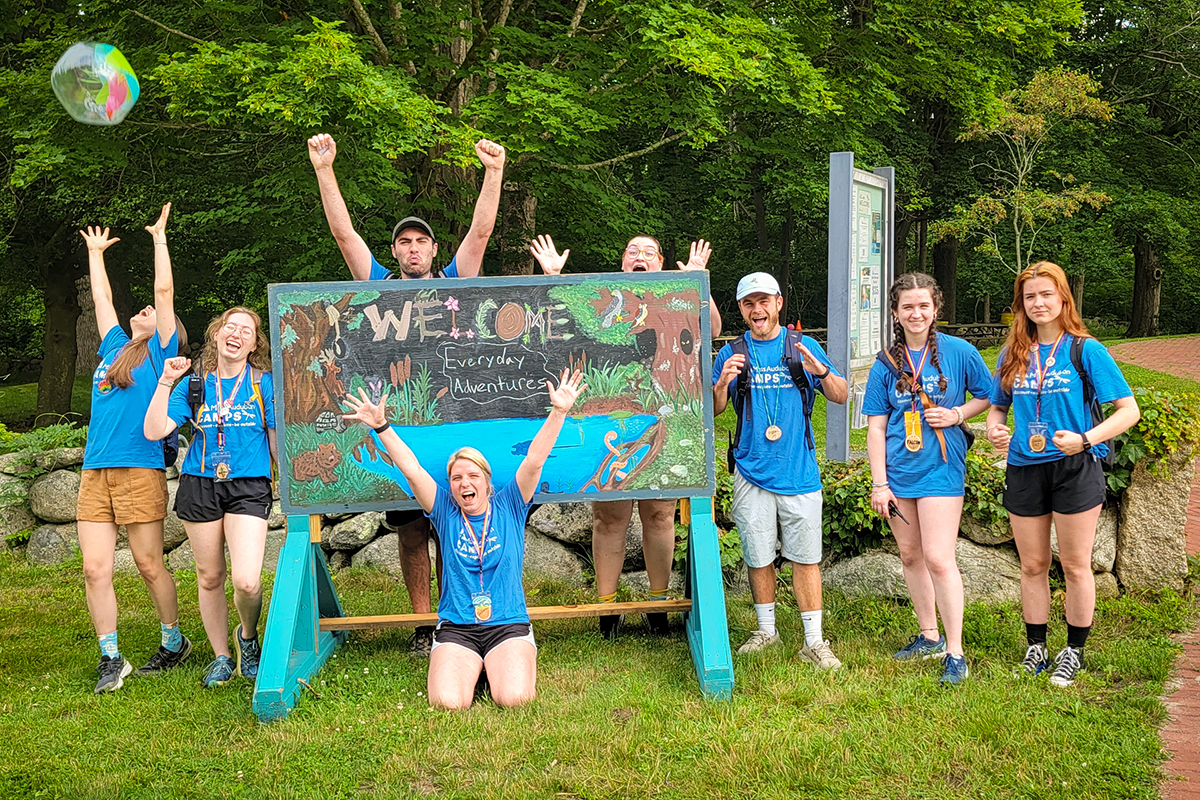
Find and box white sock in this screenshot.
[754,603,777,636]
[801,610,823,647]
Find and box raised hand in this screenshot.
[341,387,389,429]
[676,239,712,271]
[161,356,192,383]
[716,353,746,390]
[475,139,506,171]
[530,234,570,275]
[308,133,337,169]
[80,226,120,253]
[794,343,829,376]
[144,203,171,239]
[546,368,586,414]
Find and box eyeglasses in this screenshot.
[624,246,659,259]
[222,323,255,337]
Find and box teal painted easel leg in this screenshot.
[253,515,346,723]
[684,497,734,699]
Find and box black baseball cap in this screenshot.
[392,216,437,243]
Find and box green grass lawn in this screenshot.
[0,553,1193,800]
[0,376,92,427]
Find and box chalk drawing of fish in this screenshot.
[511,439,556,458]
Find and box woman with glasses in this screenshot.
[145,307,277,689]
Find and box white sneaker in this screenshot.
[798,639,842,670]
[737,629,781,654]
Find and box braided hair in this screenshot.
[887,273,947,393]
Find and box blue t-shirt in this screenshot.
[990,335,1132,466]
[862,333,993,498]
[168,368,276,479]
[368,254,460,281]
[712,332,841,495]
[426,480,531,626]
[84,327,178,470]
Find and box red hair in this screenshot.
[998,261,1090,391]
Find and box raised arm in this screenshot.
[144,203,176,347]
[341,388,439,512]
[530,234,569,275]
[308,133,375,281]
[452,140,506,278]
[795,342,848,405]
[145,356,190,441]
[515,368,586,502]
[81,226,121,337]
[675,239,722,336]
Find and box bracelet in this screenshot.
[158,379,174,387]
[373,422,392,434]
[871,481,889,488]
[1081,432,1092,451]
[953,407,964,425]
[154,241,168,246]
[814,365,831,379]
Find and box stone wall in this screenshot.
[4,445,1193,603]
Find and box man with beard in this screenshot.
[712,272,848,669]
[529,233,721,638]
[307,133,507,656]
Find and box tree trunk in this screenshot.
[37,248,82,422]
[1069,270,1085,318]
[932,234,958,323]
[983,292,991,324]
[75,275,101,378]
[916,218,928,273]
[778,206,795,324]
[1128,232,1162,337]
[752,182,769,253]
[894,217,911,275]
[496,180,537,276]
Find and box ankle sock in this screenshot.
[1025,622,1048,647]
[753,603,777,636]
[161,622,183,652]
[99,631,119,660]
[648,588,669,602]
[800,610,823,647]
[1066,623,1091,650]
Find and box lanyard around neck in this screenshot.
[212,365,248,448]
[459,500,493,592]
[1031,332,1066,420]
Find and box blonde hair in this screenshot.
[199,306,271,374]
[447,447,494,495]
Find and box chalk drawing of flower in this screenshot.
[444,297,460,312]
[465,329,475,340]
[450,327,461,339]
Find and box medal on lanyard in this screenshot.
[461,501,493,622]
[1028,334,1064,454]
[211,366,247,482]
[902,343,930,453]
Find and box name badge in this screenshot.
[471,591,493,623]
[212,449,233,482]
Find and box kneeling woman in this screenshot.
[342,369,585,709]
[145,308,277,688]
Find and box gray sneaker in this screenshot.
[737,629,782,654]
[798,639,842,670]
[409,626,434,658]
[95,655,132,694]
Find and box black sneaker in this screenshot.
[645,612,670,635]
[599,614,624,640]
[135,636,194,676]
[95,655,132,694]
[1049,646,1084,687]
[1020,642,1050,675]
[234,625,261,681]
[410,626,434,658]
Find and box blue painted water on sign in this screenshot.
[351,413,657,496]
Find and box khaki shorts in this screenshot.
[78,468,168,525]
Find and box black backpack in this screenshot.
[726,330,816,473]
[1070,336,1117,468]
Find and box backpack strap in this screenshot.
[783,330,816,451]
[727,337,751,473]
[1069,335,1114,465]
[250,367,266,429]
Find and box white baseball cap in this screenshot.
[736,272,781,300]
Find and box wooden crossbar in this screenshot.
[318,599,693,631]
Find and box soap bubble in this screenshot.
[51,43,140,126]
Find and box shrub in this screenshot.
[1107,388,1200,492]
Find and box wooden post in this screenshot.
[683,496,734,699]
[252,515,346,723]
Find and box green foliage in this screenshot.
[1107,389,1200,492]
[393,363,442,427]
[578,362,649,403]
[0,421,87,457]
[674,521,743,586]
[818,459,888,559]
[963,449,1007,525]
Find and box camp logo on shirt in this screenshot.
[1012,365,1072,395]
[197,396,263,428]
[454,525,499,565]
[94,365,114,395]
[891,375,947,404]
[748,364,792,390]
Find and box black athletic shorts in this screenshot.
[1003,453,1106,517]
[431,621,536,660]
[175,474,273,523]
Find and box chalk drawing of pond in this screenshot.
[351,414,657,496]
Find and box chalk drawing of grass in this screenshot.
[285,423,411,508]
[394,362,441,426]
[579,361,650,403]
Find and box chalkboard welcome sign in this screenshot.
[268,273,716,515]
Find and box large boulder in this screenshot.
[325,512,385,550]
[112,548,141,575]
[351,532,403,575]
[619,568,686,595]
[261,527,289,574]
[822,550,908,600]
[0,452,30,475]
[166,541,230,571]
[327,551,352,572]
[523,530,585,586]
[162,480,188,549]
[0,474,31,505]
[34,447,85,471]
[957,538,1022,605]
[26,523,79,565]
[527,501,646,569]
[1116,448,1196,592]
[0,504,36,543]
[1094,571,1119,600]
[960,514,1013,546]
[267,501,286,530]
[1050,507,1117,573]
[28,470,80,523]
[165,439,188,481]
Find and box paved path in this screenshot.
[1109,337,1200,800]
